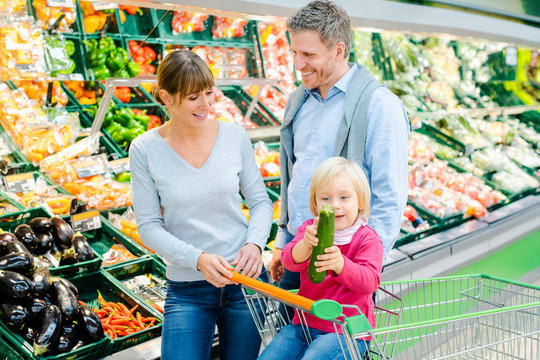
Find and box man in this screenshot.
[269,0,409,306]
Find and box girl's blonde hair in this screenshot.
[152,50,215,106]
[309,157,371,217]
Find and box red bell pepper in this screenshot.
[119,4,142,15]
[114,87,133,103]
[147,115,162,130]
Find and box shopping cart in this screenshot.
[228,270,403,360]
[229,271,540,360]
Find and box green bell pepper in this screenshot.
[84,39,98,52]
[98,36,116,54]
[127,61,141,77]
[102,111,114,129]
[90,50,107,67]
[125,127,146,142]
[106,122,128,145]
[115,69,130,78]
[133,113,149,128]
[114,107,135,127]
[52,59,75,76]
[106,48,129,72]
[65,40,76,57]
[93,64,111,80]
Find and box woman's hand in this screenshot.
[231,243,262,279]
[302,217,319,250]
[314,246,345,275]
[197,253,234,288]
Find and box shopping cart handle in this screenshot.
[227,270,343,320]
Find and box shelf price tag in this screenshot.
[71,158,108,178]
[109,158,130,174]
[56,73,84,81]
[15,64,46,77]
[91,1,117,10]
[3,173,36,193]
[71,210,101,232]
[46,0,75,7]
[505,46,517,66]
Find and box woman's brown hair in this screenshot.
[152,50,215,106]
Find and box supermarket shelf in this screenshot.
[382,194,540,282]
[407,105,540,120]
[101,0,540,47]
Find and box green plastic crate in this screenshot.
[237,87,281,126]
[81,216,153,268]
[60,34,89,80]
[120,7,159,40]
[0,207,103,277]
[0,320,109,360]
[67,271,162,355]
[0,129,36,175]
[104,256,166,319]
[486,49,517,81]
[108,84,158,107]
[394,208,442,248]
[220,85,278,127]
[153,11,256,49]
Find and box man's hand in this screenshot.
[269,248,284,282]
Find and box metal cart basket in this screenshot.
[229,272,540,360]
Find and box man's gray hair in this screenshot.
[286,0,353,59]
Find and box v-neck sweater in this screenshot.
[129,121,273,281]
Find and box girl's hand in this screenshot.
[302,217,319,251]
[314,246,345,275]
[197,253,234,287]
[231,243,262,279]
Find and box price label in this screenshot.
[72,159,108,178]
[46,0,75,7]
[3,173,36,193]
[15,64,46,77]
[71,210,101,232]
[56,73,84,81]
[91,1,117,10]
[505,46,517,66]
[109,158,130,174]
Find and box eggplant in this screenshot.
[51,277,78,321]
[71,233,94,262]
[59,248,78,266]
[48,242,62,261]
[0,270,33,301]
[4,240,31,256]
[76,304,104,343]
[28,217,52,234]
[53,276,78,298]
[28,298,47,321]
[33,304,62,356]
[19,325,39,344]
[50,217,73,250]
[0,251,35,275]
[14,224,39,253]
[34,256,54,269]
[54,334,75,354]
[0,303,30,331]
[32,266,51,297]
[61,321,79,342]
[0,232,18,255]
[34,232,54,255]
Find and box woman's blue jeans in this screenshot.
[257,323,368,360]
[161,271,267,360]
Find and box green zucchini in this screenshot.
[308,204,335,284]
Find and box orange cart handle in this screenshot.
[227,270,315,311]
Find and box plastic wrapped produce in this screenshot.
[253,141,279,177]
[212,16,247,38]
[171,11,208,33]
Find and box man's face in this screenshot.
[290,31,339,93]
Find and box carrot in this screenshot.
[77,300,87,306]
[151,303,164,314]
[97,290,106,306]
[128,304,139,316]
[111,318,133,326]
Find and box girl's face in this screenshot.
[316,174,359,231]
[169,87,214,126]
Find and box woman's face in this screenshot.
[169,87,215,126]
[315,174,359,231]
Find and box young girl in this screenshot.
[258,157,383,360]
[129,50,272,360]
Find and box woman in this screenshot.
[129,50,272,360]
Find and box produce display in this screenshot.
[1,0,540,357]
